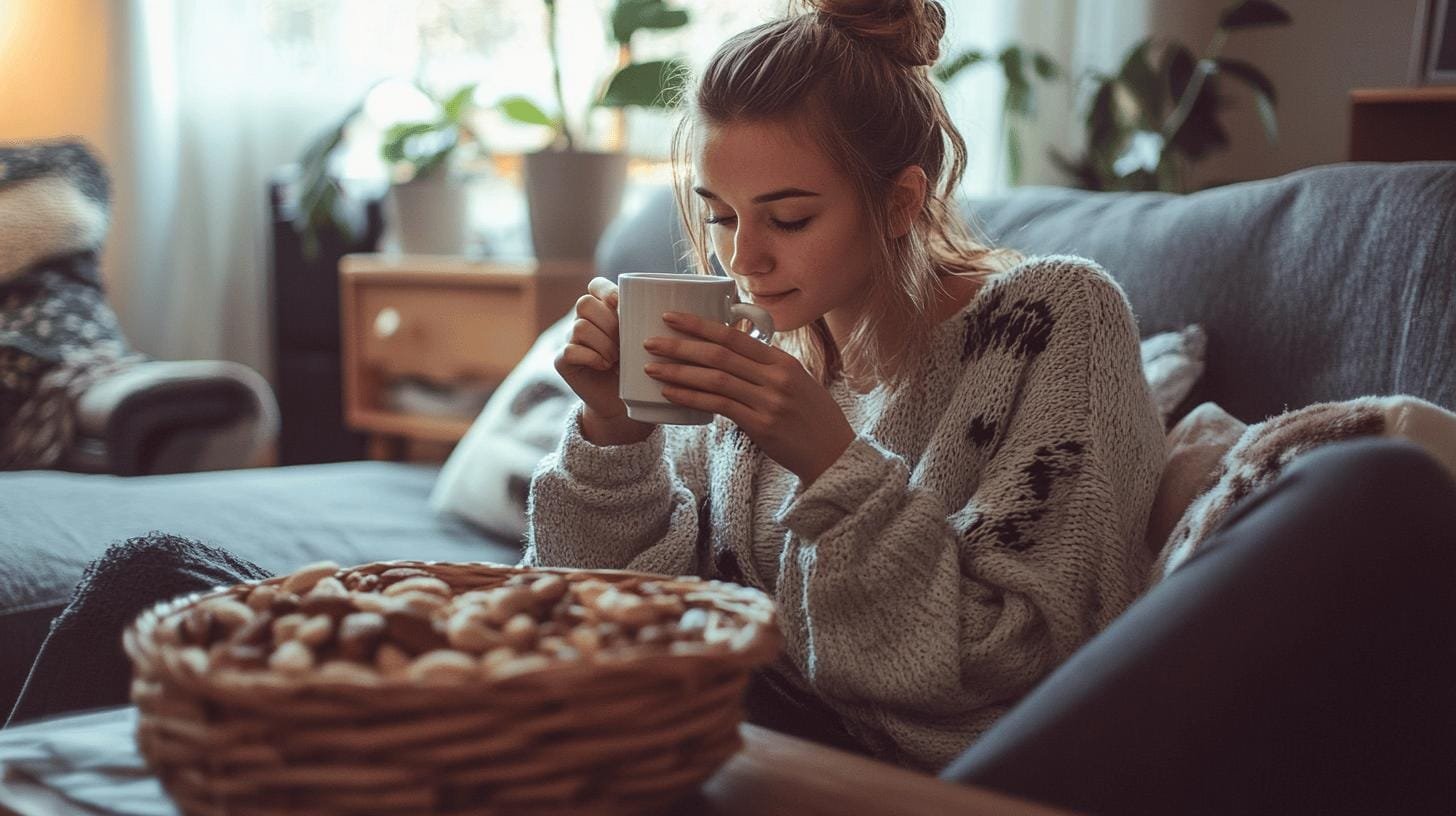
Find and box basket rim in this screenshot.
[125,559,781,698]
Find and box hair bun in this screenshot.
[810,0,946,67]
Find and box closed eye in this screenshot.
[772,217,812,232]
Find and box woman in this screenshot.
[523,0,1166,771]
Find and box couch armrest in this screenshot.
[65,361,279,475]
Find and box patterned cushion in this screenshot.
[1139,324,1206,429]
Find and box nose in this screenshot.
[728,222,771,279]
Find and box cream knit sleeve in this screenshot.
[774,260,1165,770]
[521,403,710,577]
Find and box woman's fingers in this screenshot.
[587,276,619,308]
[643,335,766,386]
[559,342,612,372]
[569,319,617,369]
[574,293,619,336]
[662,311,779,365]
[645,361,759,406]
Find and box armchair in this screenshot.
[1,139,277,475]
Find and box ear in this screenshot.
[888,165,928,239]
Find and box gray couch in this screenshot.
[1,160,1451,720]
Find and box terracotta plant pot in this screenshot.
[523,150,628,262]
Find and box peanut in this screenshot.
[383,576,452,598]
[391,591,449,618]
[502,613,537,651]
[528,575,567,604]
[337,612,387,662]
[593,589,657,628]
[385,610,447,655]
[318,659,379,685]
[244,584,278,612]
[408,649,477,684]
[295,614,334,649]
[269,640,314,674]
[483,586,536,626]
[280,561,340,595]
[309,576,348,598]
[271,613,307,643]
[446,608,503,653]
[375,643,412,676]
[566,627,601,656]
[492,653,551,680]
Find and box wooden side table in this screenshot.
[1348,86,1456,161]
[339,254,590,461]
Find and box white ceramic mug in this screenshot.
[617,273,775,425]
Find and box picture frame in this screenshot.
[1412,0,1456,84]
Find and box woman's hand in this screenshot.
[555,277,652,445]
[642,311,856,484]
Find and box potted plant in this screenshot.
[1051,0,1292,192]
[934,44,1064,187]
[497,0,690,261]
[381,82,489,254]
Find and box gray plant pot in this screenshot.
[523,150,629,262]
[389,174,470,255]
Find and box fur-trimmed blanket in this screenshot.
[0,140,144,469]
[1154,395,1456,579]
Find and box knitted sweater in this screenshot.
[523,255,1166,770]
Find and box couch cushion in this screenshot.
[965,162,1456,423]
[0,461,515,711]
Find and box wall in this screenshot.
[1151,0,1425,189]
[0,0,113,154]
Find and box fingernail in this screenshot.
[662,312,683,323]
[644,363,663,375]
[643,338,661,350]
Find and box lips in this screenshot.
[750,289,796,304]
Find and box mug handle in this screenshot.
[729,302,775,343]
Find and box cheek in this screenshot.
[708,230,734,267]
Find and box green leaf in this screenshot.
[1162,42,1197,101]
[1116,38,1163,124]
[498,95,557,127]
[611,0,689,46]
[1213,57,1277,104]
[999,48,1034,116]
[381,122,438,163]
[1086,82,1120,154]
[599,59,686,109]
[1031,51,1062,81]
[1218,0,1292,30]
[1168,76,1230,161]
[1006,122,1024,185]
[933,48,987,83]
[441,84,478,122]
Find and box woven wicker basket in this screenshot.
[124,560,780,816]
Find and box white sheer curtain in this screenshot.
[101,0,1145,380]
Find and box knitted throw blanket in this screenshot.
[0,140,143,469]
[1153,395,1455,578]
[524,256,1167,770]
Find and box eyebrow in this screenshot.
[693,186,821,204]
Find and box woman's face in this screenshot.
[692,120,878,338]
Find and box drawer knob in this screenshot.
[373,307,402,339]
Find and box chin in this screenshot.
[756,305,811,335]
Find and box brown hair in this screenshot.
[671,0,1020,388]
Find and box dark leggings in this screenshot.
[943,437,1456,815]
[10,439,1456,815]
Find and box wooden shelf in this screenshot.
[1349,86,1456,161]
[339,254,590,462]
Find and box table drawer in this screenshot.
[356,282,533,383]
